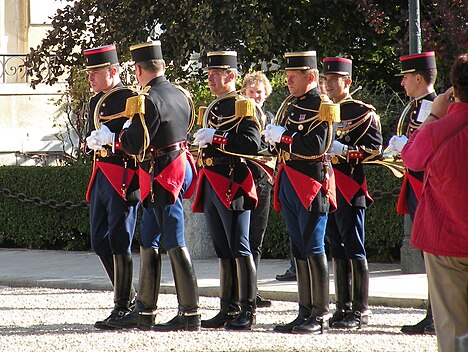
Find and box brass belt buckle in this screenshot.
[205,158,213,166]
[100,149,108,157]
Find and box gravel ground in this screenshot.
[0,286,437,352]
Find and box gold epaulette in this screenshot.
[318,95,340,122]
[235,97,255,118]
[123,86,150,120]
[197,106,207,125]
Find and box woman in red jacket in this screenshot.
[400,53,468,352]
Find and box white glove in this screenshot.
[262,124,286,145]
[328,140,348,156]
[91,124,115,146]
[85,136,104,151]
[193,128,216,147]
[122,119,132,129]
[388,135,408,153]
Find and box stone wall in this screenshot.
[183,198,216,259]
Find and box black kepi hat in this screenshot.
[323,57,352,76]
[284,51,317,70]
[206,51,237,69]
[398,51,436,75]
[83,44,119,70]
[130,41,163,63]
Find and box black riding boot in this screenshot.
[274,258,312,333]
[94,255,115,329]
[153,247,200,331]
[253,251,272,308]
[201,258,240,328]
[107,247,161,330]
[98,255,115,286]
[333,258,370,329]
[292,254,331,334]
[329,258,352,327]
[95,253,134,330]
[401,290,435,335]
[225,256,257,330]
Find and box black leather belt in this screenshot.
[95,148,125,158]
[149,141,187,158]
[279,151,322,162]
[198,156,243,167]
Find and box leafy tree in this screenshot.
[25,0,466,160]
[27,0,465,88]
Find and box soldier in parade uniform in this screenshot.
[192,51,261,330]
[83,44,139,330]
[91,41,200,332]
[323,57,383,329]
[388,52,437,335]
[263,51,337,334]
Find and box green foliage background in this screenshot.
[0,166,91,250]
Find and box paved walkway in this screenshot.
[0,248,428,308]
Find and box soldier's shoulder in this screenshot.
[341,98,376,113]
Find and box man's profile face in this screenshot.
[87,67,113,93]
[207,69,232,96]
[400,73,419,98]
[286,70,311,97]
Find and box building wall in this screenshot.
[1,0,77,166]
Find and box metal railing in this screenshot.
[0,54,28,83]
[0,54,60,84]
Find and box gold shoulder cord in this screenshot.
[274,94,295,125]
[93,85,140,130]
[397,101,413,136]
[281,97,339,161]
[174,84,196,133]
[197,91,266,163]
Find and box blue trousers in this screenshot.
[327,191,366,260]
[203,179,252,258]
[138,160,193,250]
[278,172,327,259]
[89,169,139,256]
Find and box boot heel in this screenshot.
[320,313,332,334]
[224,310,255,330]
[137,311,156,330]
[358,310,370,328]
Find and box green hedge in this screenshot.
[0,164,404,262]
[0,165,92,251]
